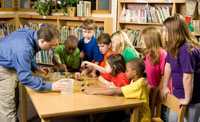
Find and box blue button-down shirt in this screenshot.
[0,29,51,91]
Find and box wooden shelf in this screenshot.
[119,0,185,3]
[119,22,163,25]
[194,33,200,36]
[0,14,16,19]
[37,63,54,66]
[17,15,57,20]
[58,16,105,22]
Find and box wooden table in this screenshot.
[20,74,143,122]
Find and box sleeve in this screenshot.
[179,47,195,73]
[166,51,171,63]
[71,49,81,69]
[159,50,167,75]
[78,38,83,52]
[53,46,61,58]
[31,59,38,72]
[121,81,142,99]
[114,73,130,87]
[101,73,112,82]
[93,43,103,62]
[123,47,138,64]
[13,50,52,91]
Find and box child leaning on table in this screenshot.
[84,58,151,122]
[78,19,103,77]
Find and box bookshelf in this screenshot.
[0,15,16,39]
[117,0,186,49]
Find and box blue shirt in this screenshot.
[78,36,103,62]
[0,29,51,91]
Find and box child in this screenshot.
[53,35,80,72]
[111,31,139,64]
[82,54,129,88]
[141,27,169,122]
[161,14,200,122]
[80,33,116,74]
[78,19,103,77]
[84,58,151,122]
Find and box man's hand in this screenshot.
[37,67,50,75]
[52,80,69,91]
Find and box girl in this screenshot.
[141,27,171,122]
[160,14,200,122]
[80,54,130,88]
[111,31,139,64]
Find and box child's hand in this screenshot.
[74,72,81,79]
[58,64,67,72]
[89,71,97,77]
[84,89,96,95]
[107,82,117,88]
[81,61,93,68]
[80,51,85,60]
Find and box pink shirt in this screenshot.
[144,48,167,87]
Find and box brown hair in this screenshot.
[64,35,78,44]
[107,54,126,76]
[97,33,111,44]
[37,23,60,42]
[128,58,145,76]
[163,14,200,58]
[80,19,97,30]
[141,27,165,65]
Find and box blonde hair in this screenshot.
[141,27,165,65]
[163,14,200,58]
[111,31,139,57]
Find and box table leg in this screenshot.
[130,107,139,122]
[41,118,51,122]
[19,82,27,122]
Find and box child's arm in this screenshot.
[84,88,123,96]
[81,61,107,73]
[89,62,99,77]
[52,56,67,72]
[98,76,113,86]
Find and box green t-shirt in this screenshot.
[54,45,80,69]
[123,46,138,64]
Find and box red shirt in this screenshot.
[100,51,116,68]
[101,73,130,87]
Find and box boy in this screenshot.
[84,58,151,122]
[80,33,116,74]
[78,19,103,77]
[53,35,80,72]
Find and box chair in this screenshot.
[150,88,187,122]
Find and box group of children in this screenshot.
[53,14,200,122]
[53,18,169,122]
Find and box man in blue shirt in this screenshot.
[0,24,68,122]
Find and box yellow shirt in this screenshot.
[121,78,151,122]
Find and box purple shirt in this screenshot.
[166,44,200,104]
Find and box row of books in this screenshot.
[123,29,143,47]
[35,49,54,65]
[77,1,91,17]
[120,4,172,23]
[60,26,104,43]
[0,23,15,40]
[192,20,200,34]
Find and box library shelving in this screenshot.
[117,0,186,49]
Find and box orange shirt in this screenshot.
[100,51,116,68]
